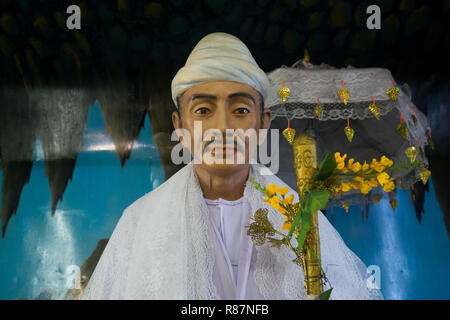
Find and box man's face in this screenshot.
[172,81,272,173]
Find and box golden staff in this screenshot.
[293,132,323,299]
[281,96,323,299]
[283,129,323,299]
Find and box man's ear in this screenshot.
[172,111,183,141]
[257,107,272,147]
[172,111,182,129]
[261,107,272,130]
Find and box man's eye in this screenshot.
[194,107,211,114]
[233,107,250,114]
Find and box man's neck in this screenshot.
[194,164,250,201]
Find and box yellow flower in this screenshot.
[341,182,352,192]
[348,159,362,173]
[277,206,286,214]
[282,222,292,230]
[268,195,280,208]
[361,161,370,172]
[266,184,277,195]
[371,159,386,173]
[380,155,394,167]
[335,152,347,164]
[277,187,289,196]
[360,182,372,194]
[368,178,378,187]
[266,195,287,213]
[335,152,348,171]
[376,172,390,186]
[350,176,363,190]
[335,186,341,192]
[383,180,395,192]
[282,194,294,205]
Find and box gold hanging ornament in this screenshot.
[420,163,431,185]
[389,199,398,211]
[342,200,350,213]
[411,107,418,128]
[397,114,408,139]
[279,82,296,144]
[315,98,323,119]
[344,118,354,142]
[278,80,290,103]
[386,80,399,101]
[405,143,418,163]
[368,96,380,120]
[338,80,349,105]
[373,194,382,205]
[282,120,296,144]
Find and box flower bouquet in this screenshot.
[248,151,427,299]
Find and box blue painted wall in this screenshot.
[329,179,450,299]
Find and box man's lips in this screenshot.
[211,145,239,153]
[204,142,243,152]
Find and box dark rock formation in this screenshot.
[0,88,36,237]
[94,64,148,168]
[145,62,185,180]
[34,88,92,215]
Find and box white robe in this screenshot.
[82,163,383,300]
[205,197,263,299]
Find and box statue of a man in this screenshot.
[82,33,383,300]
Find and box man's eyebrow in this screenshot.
[188,92,256,104]
[227,92,256,104]
[188,94,217,103]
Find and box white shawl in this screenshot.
[82,163,383,300]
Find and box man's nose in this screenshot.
[215,106,233,134]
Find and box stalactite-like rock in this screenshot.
[44,158,77,215]
[144,62,184,180]
[0,161,33,236]
[0,88,36,236]
[34,88,92,215]
[95,64,148,167]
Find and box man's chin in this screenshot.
[198,161,248,173]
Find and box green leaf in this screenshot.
[313,152,337,181]
[287,190,329,253]
[309,190,329,212]
[292,192,314,253]
[319,288,333,300]
[296,206,312,253]
[295,191,329,254]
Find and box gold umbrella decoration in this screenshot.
[247,53,432,299]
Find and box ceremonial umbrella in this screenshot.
[263,53,432,298]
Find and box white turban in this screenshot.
[171,32,269,109]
